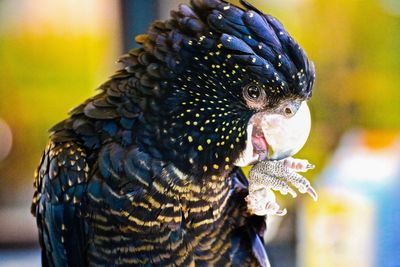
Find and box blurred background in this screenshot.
[0,0,399,266]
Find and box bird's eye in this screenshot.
[247,85,260,99]
[243,83,266,110]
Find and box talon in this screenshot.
[275,208,287,216]
[306,186,318,201]
[264,201,286,216]
[273,181,297,198]
[286,187,297,198]
[279,187,288,195]
[306,164,315,170]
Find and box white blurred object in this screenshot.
[298,130,400,267]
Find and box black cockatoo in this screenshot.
[31,0,315,266]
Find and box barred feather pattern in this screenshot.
[32,0,314,266]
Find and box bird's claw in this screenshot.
[245,187,287,216]
[306,164,315,170]
[246,157,318,216]
[306,186,318,201]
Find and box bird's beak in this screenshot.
[235,102,311,167]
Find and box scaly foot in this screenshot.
[246,157,317,216]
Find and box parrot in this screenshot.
[31,0,315,266]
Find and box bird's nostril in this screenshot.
[285,107,292,115]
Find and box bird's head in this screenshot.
[137,0,315,178]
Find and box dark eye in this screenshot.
[247,85,260,99]
[243,83,266,110]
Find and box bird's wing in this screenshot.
[31,141,90,267]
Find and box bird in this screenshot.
[31,0,315,266]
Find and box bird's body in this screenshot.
[32,0,315,266]
[33,141,263,266]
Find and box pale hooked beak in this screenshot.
[235,101,311,167]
